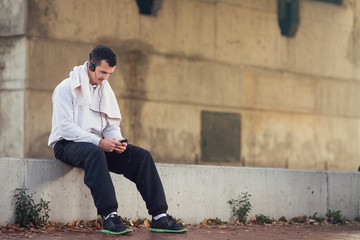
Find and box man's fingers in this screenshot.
[115,147,126,152]
[114,145,126,153]
[101,137,127,153]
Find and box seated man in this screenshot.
[48,45,187,235]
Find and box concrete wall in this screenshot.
[0,38,26,158]
[1,158,359,226]
[0,0,27,157]
[1,0,360,171]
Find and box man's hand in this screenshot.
[114,140,127,153]
[99,137,121,152]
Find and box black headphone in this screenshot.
[88,53,96,72]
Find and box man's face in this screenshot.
[90,60,116,85]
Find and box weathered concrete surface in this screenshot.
[0,37,26,158]
[1,158,359,226]
[0,0,26,36]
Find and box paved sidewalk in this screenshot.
[1,224,360,240]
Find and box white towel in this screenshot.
[69,62,122,123]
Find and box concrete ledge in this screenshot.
[1,158,359,225]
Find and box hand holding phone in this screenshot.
[114,139,128,153]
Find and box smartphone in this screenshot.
[120,139,128,143]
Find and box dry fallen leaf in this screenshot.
[144,220,150,227]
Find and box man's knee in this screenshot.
[127,146,154,168]
[135,147,153,161]
[85,146,106,166]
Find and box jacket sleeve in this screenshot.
[102,118,125,141]
[52,82,101,146]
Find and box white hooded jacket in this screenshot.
[48,62,124,147]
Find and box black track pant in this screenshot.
[54,140,168,217]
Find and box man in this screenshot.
[48,45,187,235]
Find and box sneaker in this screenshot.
[149,214,187,233]
[102,214,133,235]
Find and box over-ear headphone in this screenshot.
[88,53,96,72]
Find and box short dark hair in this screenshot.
[89,45,117,67]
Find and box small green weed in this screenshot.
[290,215,307,224]
[311,212,324,222]
[253,214,274,224]
[14,188,50,228]
[228,192,252,223]
[278,216,289,223]
[326,210,345,224]
[203,217,224,225]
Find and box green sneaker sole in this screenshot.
[101,228,133,235]
[149,228,187,233]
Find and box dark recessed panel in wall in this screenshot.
[278,0,299,37]
[201,111,241,162]
[135,0,162,16]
